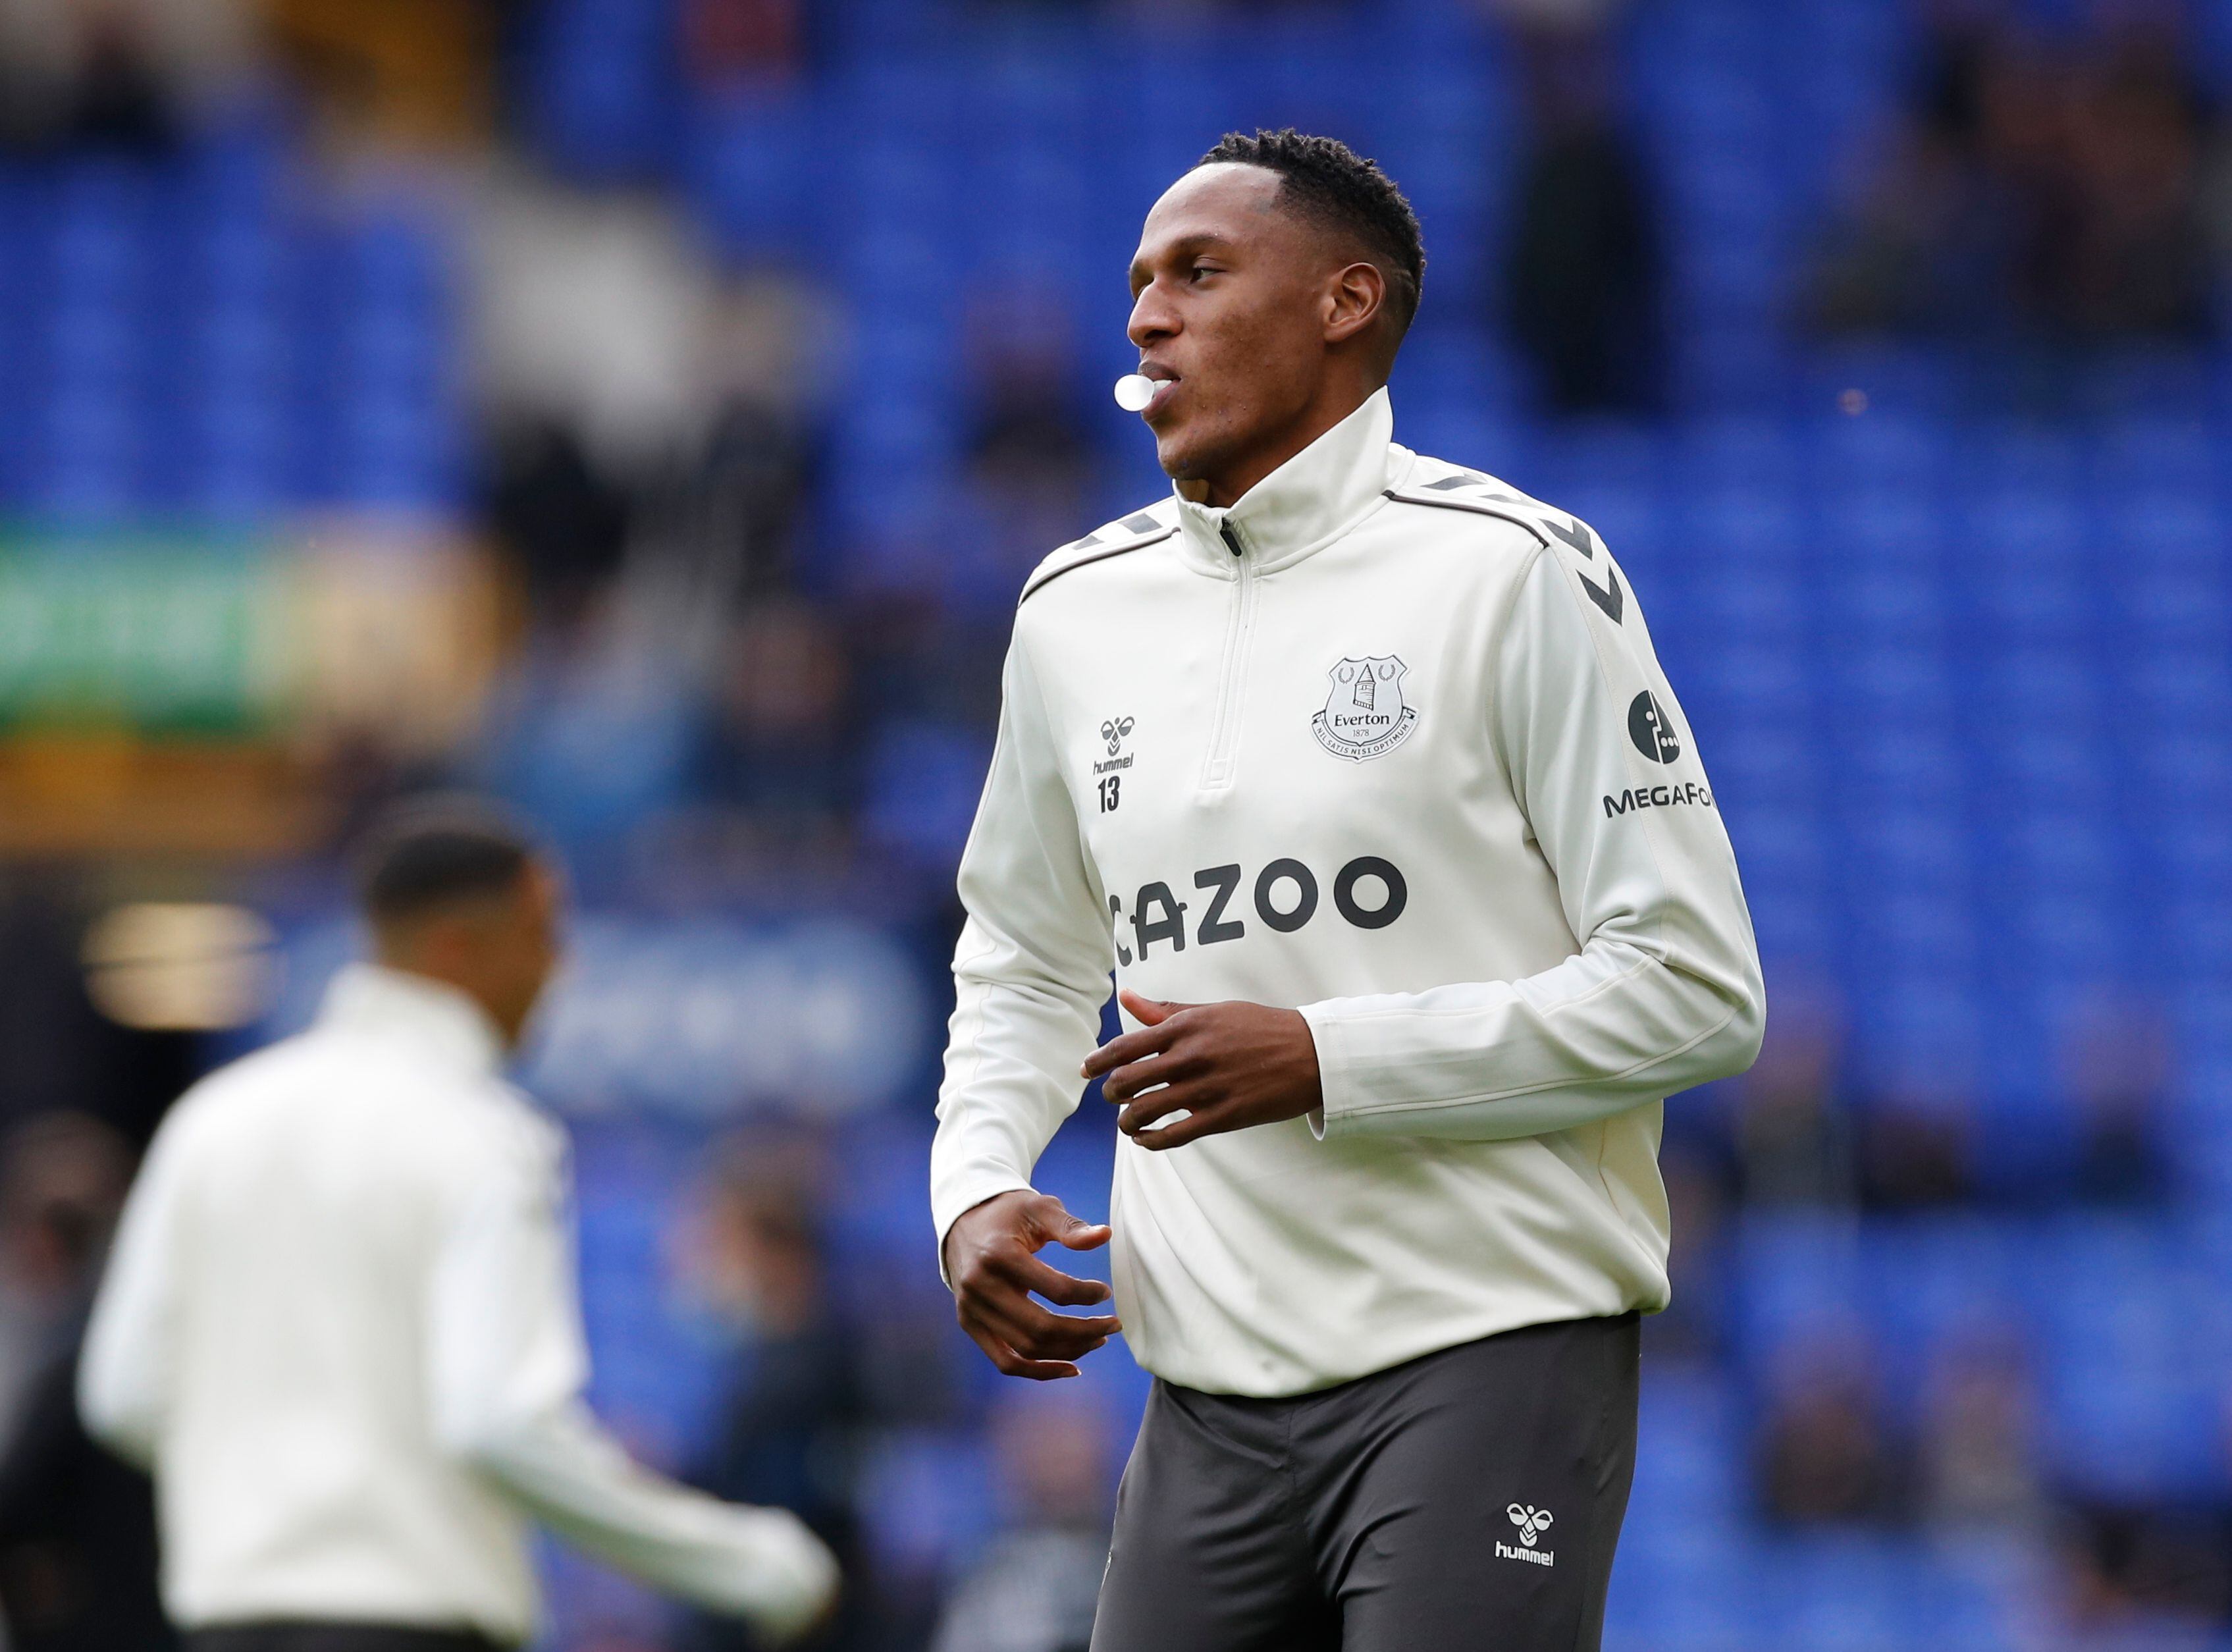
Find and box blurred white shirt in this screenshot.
[79,963,835,1643]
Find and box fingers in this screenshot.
[1081,1018,1181,1080]
[1098,1053,1205,1102]
[951,1192,1122,1380]
[958,1239,1119,1358]
[965,1287,1119,1364]
[1115,1082,1202,1136]
[1130,1106,1225,1150]
[1001,1247,1113,1307]
[984,1294,1120,1360]
[960,1319,1083,1381]
[1111,1082,1241,1148]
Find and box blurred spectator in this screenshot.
[0,1349,171,1652]
[1755,1323,1913,1526]
[1855,1087,1975,1211]
[1728,988,1855,1209]
[1806,16,2036,336]
[928,1393,1113,1652]
[644,597,866,896]
[2061,993,2171,1208]
[1494,0,1664,414]
[475,596,699,876]
[689,600,859,854]
[0,0,253,153]
[2061,1499,2232,1629]
[486,420,633,629]
[0,1116,131,1451]
[1646,1136,1732,1366]
[682,1132,876,1652]
[636,277,830,630]
[1807,9,2225,345]
[471,173,730,485]
[681,0,806,83]
[666,393,816,610]
[939,288,1100,612]
[0,1112,168,1652]
[1916,1330,2047,1535]
[2036,20,2219,340]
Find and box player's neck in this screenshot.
[1186,379,1383,510]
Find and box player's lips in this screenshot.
[1135,367,1181,419]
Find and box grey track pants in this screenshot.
[1091,1313,1641,1652]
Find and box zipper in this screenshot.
[1201,521,1256,791]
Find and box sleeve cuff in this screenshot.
[1297,1001,1357,1142]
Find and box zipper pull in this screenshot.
[1219,523,1244,559]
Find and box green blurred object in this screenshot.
[0,533,284,735]
[0,524,498,855]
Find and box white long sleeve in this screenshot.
[1298,545,1765,1140]
[932,389,1765,1395]
[78,1123,187,1469]
[930,634,1113,1259]
[72,963,837,1637]
[427,1121,838,1638]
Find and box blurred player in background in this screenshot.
[933,130,1765,1650]
[77,800,838,1652]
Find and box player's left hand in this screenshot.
[1083,989,1321,1149]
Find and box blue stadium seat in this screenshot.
[1855,973,1988,1079]
[1731,1212,1870,1366]
[2033,1219,2232,1501]
[1801,346,1959,419]
[687,84,826,263]
[1860,1217,2029,1382]
[519,0,679,178]
[2115,564,2231,650]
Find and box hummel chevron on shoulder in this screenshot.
[1385,466,1625,625]
[1020,501,1181,605]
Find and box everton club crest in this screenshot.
[1312,655,1418,762]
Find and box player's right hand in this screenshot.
[728,1506,841,1645]
[942,1189,1119,1380]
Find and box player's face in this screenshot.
[1127,165,1341,494]
[475,860,566,1049]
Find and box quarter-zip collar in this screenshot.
[1171,387,1410,579]
[317,962,506,1079]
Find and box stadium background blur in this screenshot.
[1,0,2231,1648]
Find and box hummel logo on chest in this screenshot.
[1095,716,1135,776]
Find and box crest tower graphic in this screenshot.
[1312,656,1418,761]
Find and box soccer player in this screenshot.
[79,802,837,1652]
[930,130,1765,1650]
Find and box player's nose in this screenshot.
[1127,282,1177,349]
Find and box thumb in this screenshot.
[1040,1202,1112,1251]
[1119,988,1186,1026]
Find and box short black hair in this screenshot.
[352,795,538,926]
[1195,128,1426,338]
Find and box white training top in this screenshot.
[931,389,1765,1399]
[79,963,837,1642]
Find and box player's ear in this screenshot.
[1323,261,1385,345]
